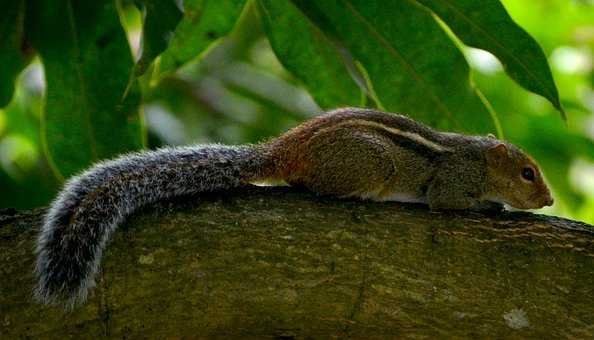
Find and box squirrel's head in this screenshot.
[484,142,553,209]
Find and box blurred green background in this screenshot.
[1,0,593,223]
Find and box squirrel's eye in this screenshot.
[521,167,535,181]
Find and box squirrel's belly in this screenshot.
[356,188,426,204]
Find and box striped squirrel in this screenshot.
[35,107,553,307]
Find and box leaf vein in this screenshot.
[66,0,98,160]
[341,0,459,128]
[430,0,558,107]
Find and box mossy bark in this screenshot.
[1,187,593,339]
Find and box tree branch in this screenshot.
[1,187,592,338]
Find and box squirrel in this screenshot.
[35,107,553,307]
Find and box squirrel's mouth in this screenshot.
[521,190,554,209]
[543,193,554,207]
[534,189,554,207]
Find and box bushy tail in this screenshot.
[35,144,270,307]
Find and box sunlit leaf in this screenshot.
[159,0,246,74]
[134,0,183,75]
[2,63,44,144]
[415,0,565,119]
[292,0,497,133]
[0,63,59,208]
[27,0,143,178]
[0,1,31,107]
[257,0,361,109]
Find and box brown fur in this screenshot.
[267,108,552,210]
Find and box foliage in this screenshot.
[26,0,143,178]
[0,0,592,223]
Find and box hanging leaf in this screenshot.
[134,0,183,75]
[257,0,361,109]
[0,1,31,107]
[291,0,497,133]
[159,0,247,74]
[27,0,143,179]
[415,0,564,119]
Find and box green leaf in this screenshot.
[0,1,30,107]
[134,0,183,75]
[292,0,496,133]
[159,0,246,74]
[415,0,565,119]
[257,0,361,109]
[27,0,143,179]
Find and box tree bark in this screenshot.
[1,186,593,339]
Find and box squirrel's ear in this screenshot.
[487,133,497,139]
[486,143,509,165]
